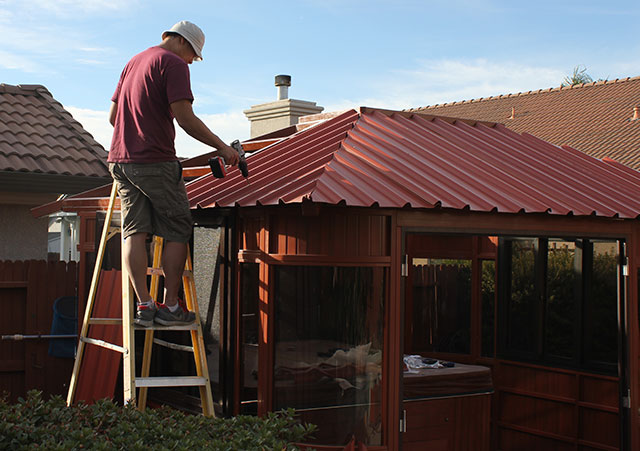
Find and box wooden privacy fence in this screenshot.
[0,260,78,402]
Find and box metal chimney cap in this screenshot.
[275,75,291,87]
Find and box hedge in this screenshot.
[0,391,315,450]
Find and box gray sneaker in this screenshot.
[134,301,157,327]
[154,301,196,326]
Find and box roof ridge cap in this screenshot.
[0,83,44,95]
[410,87,559,110]
[409,74,640,112]
[19,84,48,92]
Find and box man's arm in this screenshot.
[109,102,117,126]
[170,99,239,165]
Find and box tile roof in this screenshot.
[0,84,109,192]
[186,107,640,219]
[410,76,640,170]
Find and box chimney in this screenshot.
[632,106,640,121]
[244,75,323,138]
[275,74,291,100]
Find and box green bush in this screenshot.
[0,391,315,450]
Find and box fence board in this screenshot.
[0,260,77,402]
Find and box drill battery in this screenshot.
[208,140,248,179]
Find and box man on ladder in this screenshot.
[107,20,239,326]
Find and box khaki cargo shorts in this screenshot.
[109,161,192,243]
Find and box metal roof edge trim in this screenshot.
[188,198,639,221]
[31,182,114,217]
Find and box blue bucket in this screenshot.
[48,296,77,358]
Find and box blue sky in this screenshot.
[2,0,640,157]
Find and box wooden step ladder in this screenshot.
[66,182,215,416]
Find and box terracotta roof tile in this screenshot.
[0,83,109,183]
[410,76,640,170]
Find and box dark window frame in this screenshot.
[238,262,260,415]
[480,259,496,358]
[498,237,620,375]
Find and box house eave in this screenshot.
[0,171,111,195]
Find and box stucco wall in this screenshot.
[0,205,48,260]
[193,226,222,341]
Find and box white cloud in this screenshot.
[0,49,40,72]
[0,7,12,22]
[593,60,640,81]
[324,59,566,112]
[79,47,112,53]
[175,111,250,158]
[67,106,251,159]
[75,59,108,66]
[0,21,114,68]
[0,2,123,67]
[66,106,112,149]
[65,59,572,158]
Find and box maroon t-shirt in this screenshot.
[108,46,194,163]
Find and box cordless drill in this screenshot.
[208,140,249,180]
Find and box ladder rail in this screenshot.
[67,182,118,406]
[184,250,215,416]
[121,230,136,404]
[138,236,165,411]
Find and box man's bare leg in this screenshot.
[162,240,187,307]
[122,232,151,303]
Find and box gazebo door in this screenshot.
[401,233,495,451]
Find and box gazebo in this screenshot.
[187,107,640,450]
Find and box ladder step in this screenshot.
[89,318,122,325]
[80,337,127,354]
[135,376,207,388]
[153,338,193,353]
[88,320,197,330]
[133,323,198,331]
[146,267,193,278]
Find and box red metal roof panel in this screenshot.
[186,107,640,219]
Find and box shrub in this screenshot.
[0,391,315,450]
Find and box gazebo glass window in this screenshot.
[273,265,386,446]
[500,238,619,374]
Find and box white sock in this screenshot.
[167,302,180,312]
[139,300,154,307]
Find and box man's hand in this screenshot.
[218,144,240,166]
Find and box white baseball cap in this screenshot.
[162,20,205,61]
